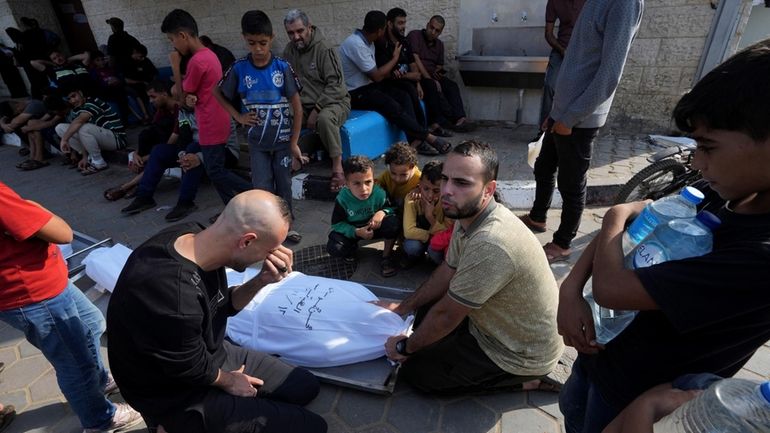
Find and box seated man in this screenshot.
[0,97,49,169]
[121,96,204,222]
[283,9,351,192]
[407,16,471,133]
[107,190,327,433]
[383,140,564,394]
[557,38,770,433]
[339,10,450,156]
[30,50,95,96]
[55,87,127,174]
[123,44,158,123]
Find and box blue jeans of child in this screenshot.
[403,239,444,264]
[201,143,252,205]
[0,282,115,429]
[559,356,620,433]
[250,146,293,216]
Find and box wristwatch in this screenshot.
[395,338,412,356]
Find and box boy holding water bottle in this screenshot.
[557,38,770,433]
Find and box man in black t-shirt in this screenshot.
[106,17,140,74]
[557,38,770,433]
[107,190,327,433]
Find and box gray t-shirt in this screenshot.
[339,30,376,92]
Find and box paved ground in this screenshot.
[1,124,768,433]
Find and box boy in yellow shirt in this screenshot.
[402,161,449,266]
[377,142,421,208]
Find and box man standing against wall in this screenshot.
[283,9,351,192]
[539,0,586,126]
[520,0,644,263]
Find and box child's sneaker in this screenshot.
[83,403,143,433]
[103,374,119,396]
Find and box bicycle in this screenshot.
[614,135,701,204]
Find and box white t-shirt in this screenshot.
[339,30,376,92]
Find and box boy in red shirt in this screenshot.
[162,9,252,208]
[0,182,142,432]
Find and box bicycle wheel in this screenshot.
[614,159,688,204]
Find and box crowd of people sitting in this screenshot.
[1,3,770,433]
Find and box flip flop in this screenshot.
[81,163,108,176]
[18,159,49,171]
[416,141,439,156]
[429,126,454,137]
[285,230,302,243]
[15,158,31,169]
[430,138,452,154]
[330,171,346,193]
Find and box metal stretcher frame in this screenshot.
[305,282,414,395]
[65,231,113,280]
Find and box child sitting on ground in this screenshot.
[327,155,400,277]
[377,142,421,208]
[402,161,449,266]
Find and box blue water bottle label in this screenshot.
[633,241,668,268]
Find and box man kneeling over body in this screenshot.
[107,190,327,433]
[382,140,564,394]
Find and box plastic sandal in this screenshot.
[330,172,346,193]
[285,230,302,243]
[18,159,49,171]
[81,163,108,176]
[104,186,128,201]
[431,138,452,154]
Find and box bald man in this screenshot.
[106,190,327,433]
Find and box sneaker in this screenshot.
[121,197,156,215]
[165,202,198,222]
[83,403,143,433]
[103,374,119,396]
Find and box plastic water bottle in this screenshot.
[590,211,720,344]
[622,186,705,255]
[653,379,770,432]
[626,214,716,269]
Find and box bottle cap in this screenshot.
[680,186,705,205]
[695,211,721,231]
[760,381,770,404]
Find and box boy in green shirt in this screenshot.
[327,155,400,276]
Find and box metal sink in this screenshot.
[458,26,551,88]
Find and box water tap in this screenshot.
[491,12,498,23]
[521,11,528,22]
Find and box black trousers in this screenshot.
[381,79,425,127]
[350,83,428,142]
[401,308,540,395]
[326,214,400,258]
[420,76,466,126]
[530,128,599,249]
[157,341,327,433]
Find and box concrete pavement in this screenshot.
[1,124,767,433]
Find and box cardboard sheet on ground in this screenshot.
[226,272,411,368]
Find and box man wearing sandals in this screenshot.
[383,141,563,394]
[55,88,127,174]
[283,9,351,193]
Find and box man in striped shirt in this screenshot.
[55,89,127,174]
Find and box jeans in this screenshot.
[200,143,252,205]
[402,239,444,264]
[0,282,115,429]
[539,50,563,126]
[250,146,293,216]
[530,128,599,249]
[559,356,619,433]
[136,142,204,205]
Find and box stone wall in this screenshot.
[79,0,459,70]
[609,0,718,133]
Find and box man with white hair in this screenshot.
[107,190,327,433]
[283,9,351,192]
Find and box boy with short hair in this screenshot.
[161,9,252,208]
[402,160,448,265]
[327,155,400,277]
[215,10,307,243]
[377,142,421,208]
[557,38,770,433]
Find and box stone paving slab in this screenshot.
[0,124,766,433]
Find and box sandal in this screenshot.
[81,163,108,176]
[429,126,454,137]
[330,171,346,193]
[104,186,128,201]
[285,230,302,244]
[514,377,562,393]
[430,137,452,154]
[543,242,571,264]
[123,185,138,199]
[15,158,31,169]
[416,141,439,156]
[380,256,398,277]
[18,159,49,171]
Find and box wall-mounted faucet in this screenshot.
[521,11,528,22]
[491,12,498,23]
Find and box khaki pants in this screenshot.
[55,123,119,167]
[306,102,349,159]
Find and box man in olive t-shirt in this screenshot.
[383,140,563,394]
